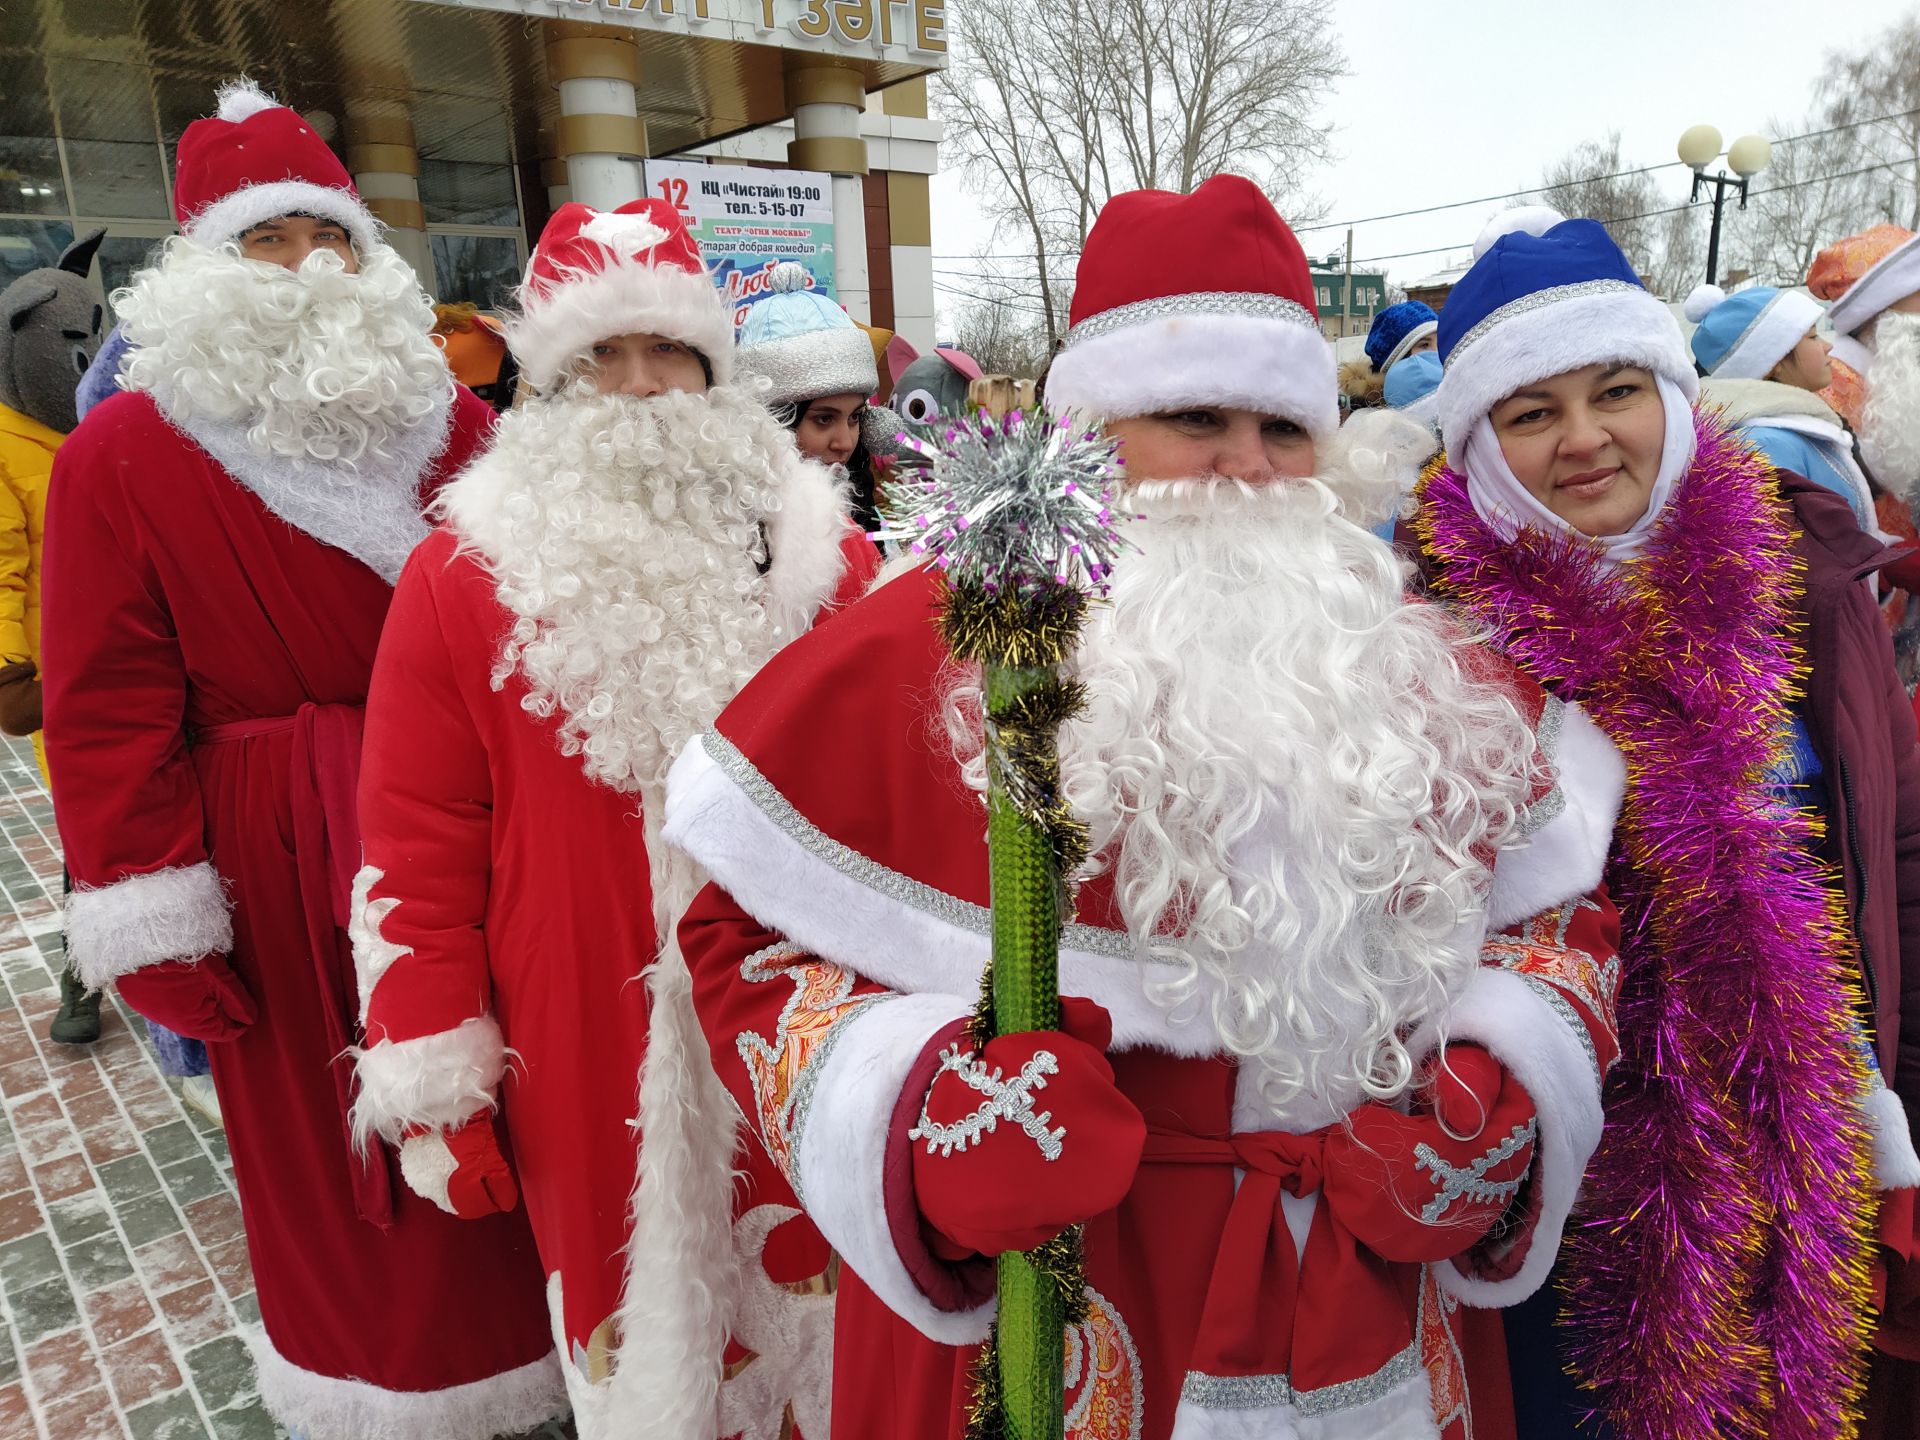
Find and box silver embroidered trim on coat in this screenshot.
[700,730,1139,961]
[1063,291,1320,349]
[1520,975,1599,1079]
[1415,1118,1537,1223]
[1511,695,1568,840]
[910,1044,1066,1161]
[1447,280,1641,361]
[1179,1340,1422,1415]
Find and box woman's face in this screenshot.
[586,333,707,398]
[1406,332,1438,357]
[794,393,867,465]
[1768,330,1834,392]
[1105,407,1317,485]
[1490,363,1668,537]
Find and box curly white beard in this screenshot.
[948,477,1541,1126]
[440,385,805,800]
[1861,311,1920,496]
[115,236,448,467]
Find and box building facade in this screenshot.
[0,0,947,348]
[1306,264,1387,339]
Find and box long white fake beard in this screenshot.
[1861,311,1920,496]
[452,385,800,798]
[947,477,1541,1123]
[114,236,447,467]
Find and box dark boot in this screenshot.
[48,966,101,1045]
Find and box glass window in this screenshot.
[429,233,522,310]
[64,139,171,221]
[0,136,65,215]
[96,234,169,321]
[419,161,518,228]
[0,219,74,288]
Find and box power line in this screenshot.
[1346,157,1919,267]
[929,105,1920,263]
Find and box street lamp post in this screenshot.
[1677,125,1773,286]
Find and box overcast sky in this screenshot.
[927,0,1904,328]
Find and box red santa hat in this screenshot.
[506,199,734,392]
[1044,175,1336,437]
[172,79,381,255]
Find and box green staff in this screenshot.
[881,409,1128,1440]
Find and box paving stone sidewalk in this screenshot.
[0,737,282,1440]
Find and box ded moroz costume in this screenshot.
[41,80,566,1439]
[665,176,1627,1440]
[348,199,878,1439]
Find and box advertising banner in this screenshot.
[644,159,838,331]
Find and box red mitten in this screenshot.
[397,1113,519,1219]
[1322,1044,1537,1264]
[911,996,1146,1258]
[115,954,256,1042]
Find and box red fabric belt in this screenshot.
[1142,1122,1412,1397]
[194,704,392,1227]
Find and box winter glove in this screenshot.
[1322,1044,1537,1264]
[397,1112,519,1219]
[911,996,1146,1258]
[0,661,43,736]
[115,954,256,1042]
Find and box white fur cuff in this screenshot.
[65,863,233,990]
[793,990,990,1345]
[1487,702,1625,930]
[1865,1081,1920,1191]
[1410,966,1603,1308]
[245,1322,566,1440]
[351,1016,507,1151]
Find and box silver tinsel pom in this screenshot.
[877,409,1131,597]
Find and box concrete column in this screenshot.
[886,170,934,350]
[540,155,572,213]
[785,60,870,324]
[344,106,433,284]
[544,21,646,211]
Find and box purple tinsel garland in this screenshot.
[1416,414,1875,1440]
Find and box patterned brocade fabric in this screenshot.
[735,945,887,1197]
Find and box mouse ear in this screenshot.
[4,278,58,332]
[58,228,107,278]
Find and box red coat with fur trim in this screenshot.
[41,385,567,1440]
[352,474,877,1437]
[667,565,1627,1440]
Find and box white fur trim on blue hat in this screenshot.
[1045,305,1338,437]
[505,253,735,393]
[1436,287,1697,450]
[1695,287,1825,381]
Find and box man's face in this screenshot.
[1890,290,1920,317]
[237,215,358,274]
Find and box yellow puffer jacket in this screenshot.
[0,401,58,780]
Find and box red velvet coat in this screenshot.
[668,566,1628,1440]
[41,387,565,1440]
[352,451,878,1438]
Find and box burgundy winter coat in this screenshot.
[1784,470,1920,1120]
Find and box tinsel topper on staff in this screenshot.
[878,408,1130,1440]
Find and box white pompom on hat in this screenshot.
[1683,283,1726,325]
[1472,205,1567,261]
